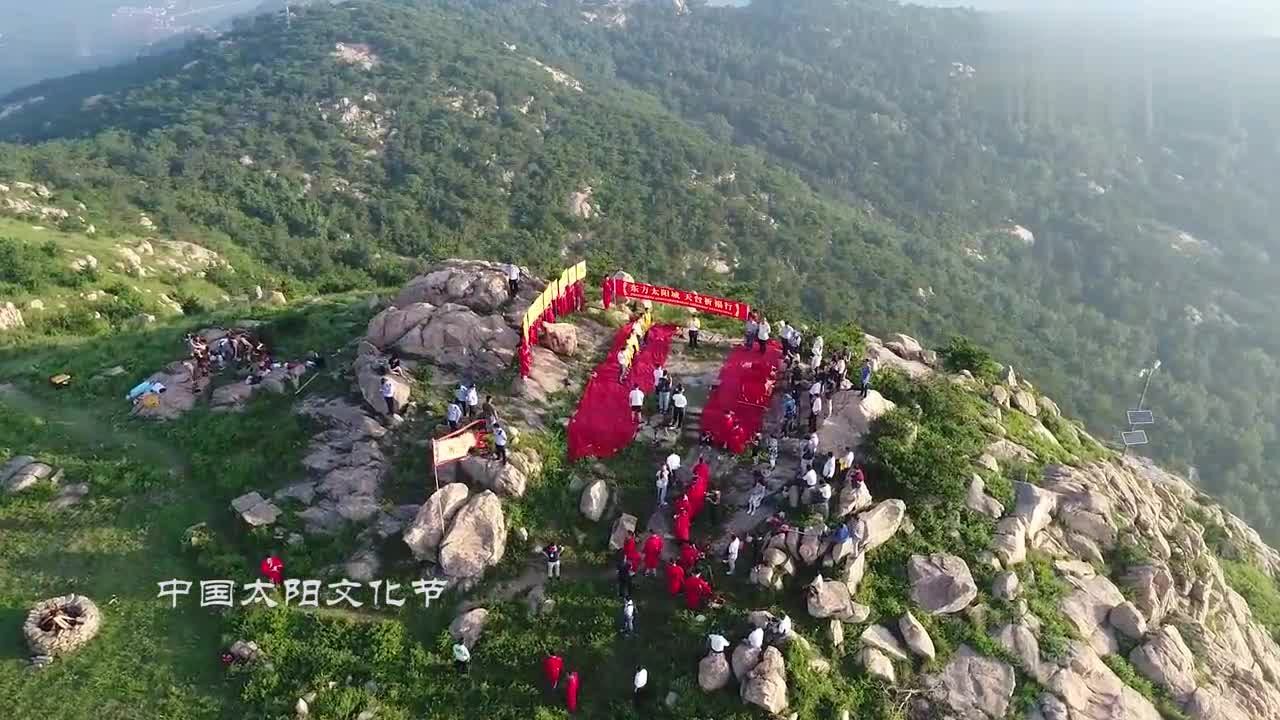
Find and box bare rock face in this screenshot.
[540,322,578,356]
[698,651,731,692]
[820,390,897,451]
[925,646,1015,720]
[1059,574,1125,656]
[449,607,490,648]
[740,646,787,715]
[354,344,411,418]
[402,482,474,561]
[392,260,527,314]
[24,595,102,657]
[1036,642,1163,720]
[437,490,507,579]
[991,385,1011,409]
[1130,626,1198,701]
[446,451,540,499]
[909,553,978,615]
[884,333,925,362]
[132,360,209,421]
[1013,481,1059,539]
[1109,601,1149,641]
[517,345,571,403]
[366,302,520,376]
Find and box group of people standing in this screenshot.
[628,365,690,430]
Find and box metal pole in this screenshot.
[1136,363,1156,412]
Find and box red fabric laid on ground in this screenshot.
[567,322,677,461]
[702,340,784,453]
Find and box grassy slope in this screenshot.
[0,296,379,719]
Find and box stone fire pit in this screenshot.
[23,594,102,657]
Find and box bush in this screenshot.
[939,336,1001,379]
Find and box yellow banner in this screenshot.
[433,430,482,467]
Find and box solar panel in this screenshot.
[1127,409,1155,425]
[1121,430,1149,446]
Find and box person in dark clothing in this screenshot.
[859,360,873,399]
[706,488,722,525]
[616,552,634,598]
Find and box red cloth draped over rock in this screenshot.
[702,340,783,453]
[565,323,676,461]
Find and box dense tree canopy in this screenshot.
[1,0,1278,541]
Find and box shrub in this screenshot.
[939,335,1001,379]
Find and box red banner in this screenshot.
[604,278,750,321]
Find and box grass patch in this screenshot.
[1222,560,1280,643]
[1102,654,1190,720]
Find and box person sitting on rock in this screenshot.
[387,352,407,379]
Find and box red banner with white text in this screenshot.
[603,278,750,321]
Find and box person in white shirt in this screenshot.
[453,642,471,673]
[628,384,645,424]
[767,435,779,469]
[493,423,509,464]
[803,466,818,489]
[726,534,741,575]
[817,482,833,518]
[633,665,649,707]
[379,376,398,417]
[822,453,837,482]
[756,319,771,354]
[670,386,688,429]
[455,383,469,411]
[708,633,730,654]
[747,480,767,515]
[744,317,759,349]
[617,349,630,383]
[811,335,825,368]
[666,452,682,473]
[687,314,701,348]
[655,464,670,506]
[772,614,793,641]
[446,401,463,431]
[622,598,636,635]
[747,626,765,649]
[806,432,820,457]
[465,384,480,417]
[506,263,522,295]
[653,365,665,386]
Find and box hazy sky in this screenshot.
[920,0,1280,36]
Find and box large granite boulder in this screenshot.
[860,625,909,661]
[403,482,471,561]
[740,646,787,715]
[698,651,732,692]
[859,646,896,683]
[1059,574,1125,656]
[354,344,411,418]
[965,474,1004,519]
[540,322,579,356]
[806,575,865,622]
[391,260,526,314]
[2,456,62,493]
[732,643,762,681]
[449,607,490,648]
[366,303,520,375]
[909,553,978,615]
[580,478,609,522]
[850,500,907,553]
[437,490,507,579]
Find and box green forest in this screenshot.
[1,0,1279,543]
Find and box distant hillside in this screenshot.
[0,0,1278,549]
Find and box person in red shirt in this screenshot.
[642,532,664,576]
[664,560,685,596]
[673,492,691,518]
[565,670,580,713]
[678,541,702,571]
[621,531,641,573]
[673,508,692,544]
[683,572,711,610]
[260,555,283,585]
[693,456,710,482]
[543,652,564,690]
